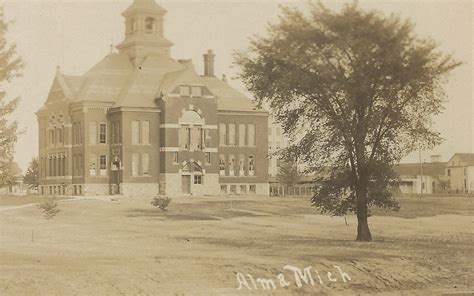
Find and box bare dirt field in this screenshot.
[0,194,473,295]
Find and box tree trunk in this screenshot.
[356,213,372,241]
[355,181,372,242]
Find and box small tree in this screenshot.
[235,2,460,241]
[24,158,39,190]
[277,160,301,195]
[37,198,60,219]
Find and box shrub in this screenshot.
[37,198,60,219]
[151,196,171,211]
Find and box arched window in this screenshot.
[180,110,203,125]
[130,18,137,33]
[145,17,156,32]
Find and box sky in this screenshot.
[3,0,473,172]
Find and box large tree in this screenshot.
[235,2,460,241]
[0,5,23,187]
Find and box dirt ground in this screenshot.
[0,195,473,295]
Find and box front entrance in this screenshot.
[182,175,191,194]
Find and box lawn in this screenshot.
[0,195,473,295]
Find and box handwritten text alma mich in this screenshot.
[236,265,351,290]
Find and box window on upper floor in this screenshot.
[173,152,179,164]
[191,86,202,97]
[239,154,245,175]
[228,124,236,146]
[238,124,246,146]
[132,120,140,145]
[447,169,451,176]
[145,17,156,32]
[180,86,190,96]
[247,124,255,147]
[219,123,227,146]
[141,121,150,145]
[99,123,107,144]
[205,152,211,165]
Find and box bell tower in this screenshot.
[116,0,173,65]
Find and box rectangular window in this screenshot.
[219,123,227,146]
[248,124,255,146]
[205,152,211,165]
[248,155,255,176]
[99,155,107,176]
[78,122,82,144]
[132,120,140,145]
[180,85,190,96]
[228,124,236,146]
[89,122,97,145]
[229,154,236,176]
[73,155,77,176]
[194,175,202,184]
[220,185,227,195]
[239,154,245,176]
[250,185,256,194]
[99,123,107,144]
[89,154,97,176]
[141,121,150,145]
[191,86,202,97]
[132,153,139,176]
[204,129,211,147]
[240,185,247,194]
[179,126,189,150]
[78,154,83,175]
[219,154,226,176]
[173,152,179,164]
[191,127,202,150]
[447,169,451,176]
[115,121,121,144]
[230,185,236,194]
[238,124,245,146]
[142,153,150,176]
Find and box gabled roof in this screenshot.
[42,51,263,113]
[447,153,474,166]
[393,162,447,178]
[200,76,261,112]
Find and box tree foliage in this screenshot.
[235,2,460,241]
[0,6,23,187]
[277,160,302,190]
[24,157,39,190]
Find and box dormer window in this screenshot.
[191,86,202,97]
[145,17,156,33]
[180,86,190,96]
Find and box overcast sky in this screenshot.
[3,0,473,171]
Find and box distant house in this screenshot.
[446,153,474,194]
[394,157,447,195]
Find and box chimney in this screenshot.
[203,49,215,77]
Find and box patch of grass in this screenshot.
[0,195,68,207]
